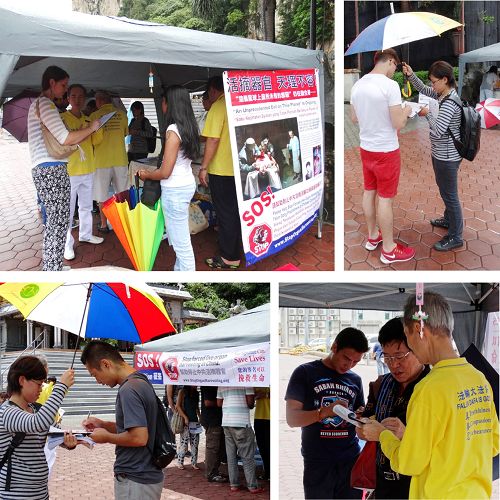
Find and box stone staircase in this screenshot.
[0,349,165,416]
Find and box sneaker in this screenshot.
[208,474,228,483]
[61,265,71,271]
[64,247,75,261]
[79,235,104,245]
[433,236,463,251]
[380,243,415,264]
[430,217,449,229]
[365,230,382,250]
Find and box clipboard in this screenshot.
[96,111,116,130]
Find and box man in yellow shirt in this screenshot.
[90,90,128,233]
[358,291,499,499]
[61,84,104,261]
[199,76,241,269]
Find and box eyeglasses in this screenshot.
[29,379,46,387]
[380,351,412,364]
[429,77,443,85]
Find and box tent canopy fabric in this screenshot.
[136,303,269,353]
[279,283,498,353]
[0,6,323,98]
[458,42,500,95]
[279,283,498,313]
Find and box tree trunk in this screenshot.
[260,0,276,42]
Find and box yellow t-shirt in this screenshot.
[254,388,270,420]
[61,111,102,176]
[201,94,233,176]
[90,103,128,169]
[36,381,62,424]
[380,357,499,499]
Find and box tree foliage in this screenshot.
[154,283,270,321]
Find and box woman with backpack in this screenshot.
[0,356,76,499]
[138,85,200,271]
[127,100,155,162]
[402,61,464,252]
[175,386,202,470]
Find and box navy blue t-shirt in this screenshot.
[285,359,365,463]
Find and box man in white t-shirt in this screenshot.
[351,48,414,264]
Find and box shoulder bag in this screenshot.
[35,98,80,160]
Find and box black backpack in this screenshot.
[131,117,157,154]
[443,93,481,162]
[129,374,176,469]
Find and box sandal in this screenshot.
[206,255,240,269]
[248,487,265,494]
[97,223,111,234]
[192,464,200,470]
[177,464,185,470]
[230,486,241,493]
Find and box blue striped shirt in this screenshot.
[217,387,254,428]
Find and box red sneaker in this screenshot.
[380,243,415,264]
[365,230,382,250]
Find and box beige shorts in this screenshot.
[93,166,128,202]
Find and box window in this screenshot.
[358,311,364,320]
[385,312,390,320]
[289,322,297,328]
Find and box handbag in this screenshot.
[171,410,185,434]
[136,172,161,208]
[189,201,209,234]
[350,440,377,491]
[35,98,80,160]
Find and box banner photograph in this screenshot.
[135,342,270,387]
[224,68,325,265]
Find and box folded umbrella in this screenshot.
[102,187,164,271]
[345,12,462,56]
[1,90,39,142]
[475,98,500,129]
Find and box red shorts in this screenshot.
[360,147,401,198]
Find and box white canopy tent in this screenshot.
[0,5,324,101]
[279,283,499,354]
[458,42,500,95]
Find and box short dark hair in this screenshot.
[429,60,456,88]
[7,356,47,396]
[68,83,87,96]
[131,100,144,114]
[374,48,400,65]
[202,91,209,101]
[335,327,369,353]
[488,65,498,74]
[41,66,69,91]
[206,76,224,92]
[80,340,124,369]
[378,317,409,349]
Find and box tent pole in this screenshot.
[71,283,93,369]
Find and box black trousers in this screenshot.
[374,467,411,499]
[303,455,362,499]
[254,418,270,479]
[208,173,242,261]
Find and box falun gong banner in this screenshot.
[224,69,324,266]
[134,342,270,387]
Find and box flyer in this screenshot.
[224,69,325,266]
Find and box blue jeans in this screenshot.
[160,181,196,271]
[432,157,463,240]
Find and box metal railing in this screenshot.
[0,330,46,390]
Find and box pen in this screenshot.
[87,411,91,420]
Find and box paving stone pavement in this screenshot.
[0,133,333,271]
[344,104,500,270]
[49,415,270,499]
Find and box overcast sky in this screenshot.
[0,0,72,13]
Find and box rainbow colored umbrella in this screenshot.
[0,282,176,364]
[102,188,164,271]
[345,12,462,55]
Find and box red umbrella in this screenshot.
[475,98,500,129]
[1,89,39,142]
